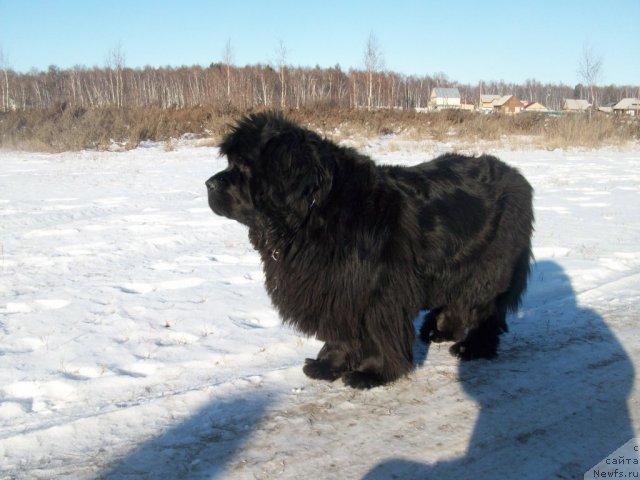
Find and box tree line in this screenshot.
[1,61,638,113]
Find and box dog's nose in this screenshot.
[205,177,218,191]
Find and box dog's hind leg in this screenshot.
[449,249,530,360]
[448,301,507,360]
[419,307,466,344]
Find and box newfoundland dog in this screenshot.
[206,112,533,389]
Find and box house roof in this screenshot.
[524,102,548,111]
[432,87,461,99]
[480,94,501,103]
[492,95,517,107]
[564,99,591,110]
[613,98,640,110]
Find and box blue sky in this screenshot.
[1,0,638,85]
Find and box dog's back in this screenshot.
[387,153,534,359]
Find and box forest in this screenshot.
[1,50,639,151]
[1,60,639,113]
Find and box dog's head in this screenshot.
[206,112,333,230]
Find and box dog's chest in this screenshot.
[261,250,360,340]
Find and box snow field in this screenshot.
[0,139,639,479]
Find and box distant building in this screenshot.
[598,103,616,114]
[613,98,640,116]
[479,94,525,114]
[492,95,524,115]
[523,101,549,113]
[563,99,591,113]
[480,94,501,113]
[429,88,461,110]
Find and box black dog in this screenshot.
[206,112,533,389]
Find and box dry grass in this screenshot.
[291,108,639,149]
[540,112,637,149]
[0,104,236,151]
[1,105,638,152]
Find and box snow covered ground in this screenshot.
[1,138,639,479]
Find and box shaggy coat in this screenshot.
[206,112,534,389]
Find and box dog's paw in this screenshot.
[420,327,453,344]
[449,341,497,361]
[303,358,343,381]
[420,323,453,343]
[342,371,384,389]
[419,310,455,344]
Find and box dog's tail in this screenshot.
[504,246,533,314]
[496,165,534,325]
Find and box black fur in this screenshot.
[206,112,534,389]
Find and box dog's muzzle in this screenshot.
[206,176,223,214]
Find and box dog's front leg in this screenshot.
[303,341,355,381]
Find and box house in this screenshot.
[563,99,591,113]
[598,102,616,114]
[492,95,523,115]
[480,94,501,113]
[429,87,461,110]
[523,101,549,113]
[613,98,640,116]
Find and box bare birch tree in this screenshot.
[276,39,288,109]
[577,42,603,110]
[363,32,384,110]
[0,47,9,111]
[106,44,126,107]
[223,39,233,104]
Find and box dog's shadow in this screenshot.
[101,393,273,479]
[373,260,636,479]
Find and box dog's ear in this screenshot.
[258,122,332,219]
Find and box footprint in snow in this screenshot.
[210,254,240,264]
[224,270,264,285]
[4,299,70,314]
[118,278,205,294]
[23,228,80,238]
[229,312,279,329]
